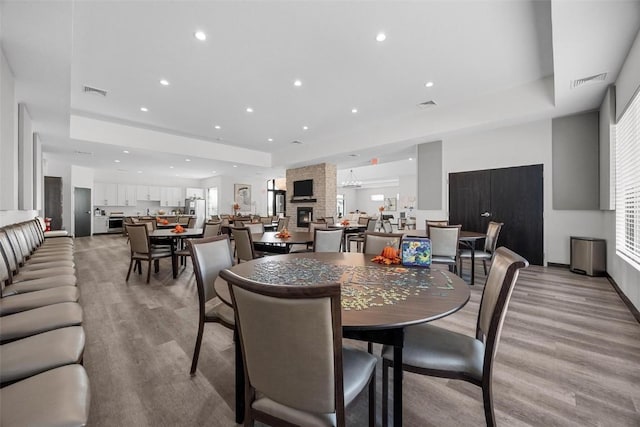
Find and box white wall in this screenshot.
[17,103,34,209]
[354,186,400,217]
[0,47,18,210]
[200,175,269,216]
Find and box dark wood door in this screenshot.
[74,187,92,237]
[449,164,544,265]
[44,176,63,230]
[449,170,491,234]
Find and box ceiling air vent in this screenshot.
[418,100,437,109]
[571,73,607,89]
[291,140,304,145]
[82,85,107,96]
[73,150,93,155]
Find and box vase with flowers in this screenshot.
[233,203,240,216]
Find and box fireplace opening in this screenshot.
[297,207,313,228]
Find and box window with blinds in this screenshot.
[616,88,640,268]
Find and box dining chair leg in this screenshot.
[190,318,205,375]
[368,370,376,427]
[382,359,390,427]
[126,259,134,281]
[483,383,496,427]
[146,260,152,283]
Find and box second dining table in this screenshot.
[250,230,314,253]
[149,227,203,278]
[215,252,470,426]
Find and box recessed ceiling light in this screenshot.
[214,125,221,129]
[185,158,191,162]
[140,107,148,112]
[348,154,360,157]
[425,81,434,88]
[160,79,170,86]
[137,170,143,173]
[246,107,254,113]
[351,108,358,114]
[114,160,120,163]
[169,166,174,169]
[194,31,206,41]
[211,170,216,174]
[123,150,129,154]
[376,32,386,42]
[267,138,273,142]
[409,157,413,161]
[293,79,302,87]
[233,165,238,168]
[302,126,309,130]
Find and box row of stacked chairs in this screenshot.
[0,218,89,426]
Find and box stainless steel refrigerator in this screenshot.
[185,199,206,228]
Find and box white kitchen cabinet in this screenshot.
[117,184,137,206]
[160,187,184,206]
[94,182,117,206]
[93,216,109,234]
[137,185,161,201]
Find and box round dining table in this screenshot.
[148,228,203,277]
[215,252,470,426]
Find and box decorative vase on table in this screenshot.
[376,206,384,231]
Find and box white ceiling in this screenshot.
[2,0,639,183]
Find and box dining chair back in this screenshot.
[397,218,406,230]
[276,217,289,231]
[260,216,272,225]
[125,223,172,283]
[230,227,257,263]
[164,216,177,223]
[219,269,376,427]
[429,224,461,272]
[187,217,197,228]
[177,216,190,225]
[459,221,504,277]
[323,216,335,225]
[313,228,344,253]
[382,219,393,233]
[381,247,528,427]
[244,222,264,234]
[357,216,370,225]
[187,235,235,374]
[362,232,403,255]
[203,221,222,238]
[308,221,327,234]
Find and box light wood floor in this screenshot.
[75,234,640,426]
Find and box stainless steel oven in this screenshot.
[108,216,124,233]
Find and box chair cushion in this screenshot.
[381,323,484,382]
[251,347,376,427]
[3,275,77,295]
[19,260,75,272]
[14,267,76,282]
[431,256,456,264]
[459,249,492,259]
[0,364,90,427]
[0,326,85,385]
[0,286,79,316]
[0,302,83,343]
[342,347,377,405]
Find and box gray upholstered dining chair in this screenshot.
[187,235,235,375]
[428,224,461,273]
[125,223,172,283]
[381,247,528,427]
[230,227,261,263]
[244,222,264,234]
[460,221,504,276]
[290,221,326,252]
[313,228,344,253]
[276,217,289,231]
[347,218,377,252]
[362,232,403,255]
[219,269,377,427]
[202,221,222,238]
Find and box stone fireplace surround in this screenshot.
[286,163,337,231]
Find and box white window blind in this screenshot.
[616,89,640,267]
